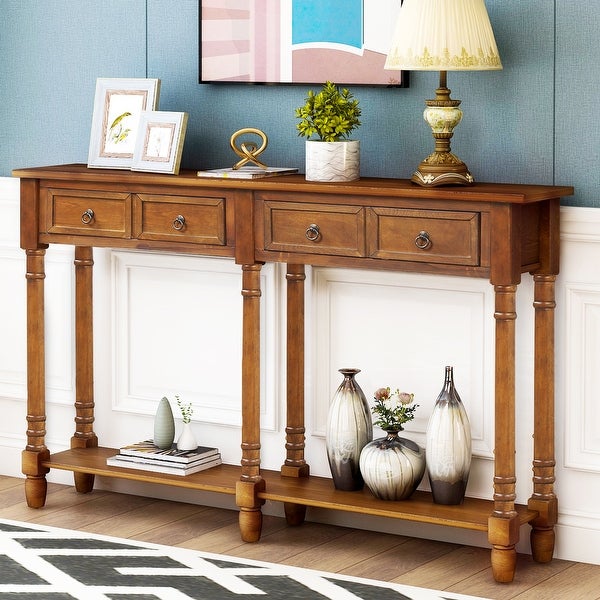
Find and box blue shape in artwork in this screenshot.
[292,0,363,49]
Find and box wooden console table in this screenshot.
[14,164,573,582]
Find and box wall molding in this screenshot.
[109,250,281,432]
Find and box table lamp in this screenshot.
[385,0,502,186]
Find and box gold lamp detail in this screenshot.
[385,0,502,186]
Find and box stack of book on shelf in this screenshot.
[107,440,221,476]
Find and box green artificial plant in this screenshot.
[295,81,361,142]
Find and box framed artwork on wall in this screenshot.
[87,78,161,169]
[199,0,407,87]
[131,111,189,175]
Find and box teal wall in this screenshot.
[0,1,593,206]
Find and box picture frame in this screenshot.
[87,78,161,169]
[131,111,189,175]
[199,0,407,87]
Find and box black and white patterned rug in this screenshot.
[0,518,490,599]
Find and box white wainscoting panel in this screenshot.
[0,173,75,405]
[563,285,600,472]
[109,250,280,433]
[303,266,497,494]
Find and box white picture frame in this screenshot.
[87,78,161,169]
[131,111,189,175]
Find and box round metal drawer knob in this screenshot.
[172,215,186,231]
[305,223,320,242]
[81,209,94,224]
[415,230,432,250]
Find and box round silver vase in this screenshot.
[360,430,426,501]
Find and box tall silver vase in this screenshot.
[426,366,472,504]
[326,368,373,491]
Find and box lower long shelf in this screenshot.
[44,447,538,533]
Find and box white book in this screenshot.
[196,166,298,179]
[118,440,219,464]
[107,454,222,476]
[112,451,221,469]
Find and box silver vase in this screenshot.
[426,366,472,504]
[326,368,372,491]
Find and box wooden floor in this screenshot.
[1,475,599,599]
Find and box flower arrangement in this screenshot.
[295,81,361,142]
[176,395,193,424]
[371,387,418,432]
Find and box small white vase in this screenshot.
[176,422,197,451]
[305,140,360,182]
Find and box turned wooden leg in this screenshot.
[529,274,558,562]
[237,264,265,541]
[281,264,310,479]
[71,247,98,494]
[23,249,50,508]
[489,283,519,583]
[280,264,310,525]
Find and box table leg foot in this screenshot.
[236,479,265,542]
[22,448,50,508]
[528,496,557,562]
[24,475,47,509]
[284,502,307,526]
[239,508,263,542]
[491,545,517,583]
[530,525,555,563]
[74,472,95,494]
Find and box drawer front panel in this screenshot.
[367,208,480,265]
[263,201,365,257]
[46,189,131,237]
[135,194,226,245]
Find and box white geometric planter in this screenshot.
[305,140,360,182]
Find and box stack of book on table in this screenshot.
[107,440,221,476]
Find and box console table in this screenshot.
[14,164,573,583]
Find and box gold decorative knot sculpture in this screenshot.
[230,128,268,170]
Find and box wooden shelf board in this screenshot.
[260,472,537,532]
[44,447,538,533]
[44,447,238,495]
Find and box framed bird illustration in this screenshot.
[88,78,161,169]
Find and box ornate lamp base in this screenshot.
[412,155,474,187]
[412,71,475,187]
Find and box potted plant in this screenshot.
[295,81,361,182]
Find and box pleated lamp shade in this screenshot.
[384,0,502,72]
[384,0,502,187]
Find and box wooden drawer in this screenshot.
[367,207,480,265]
[134,193,226,245]
[262,200,365,257]
[46,189,131,238]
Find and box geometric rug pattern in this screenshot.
[0,519,490,599]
